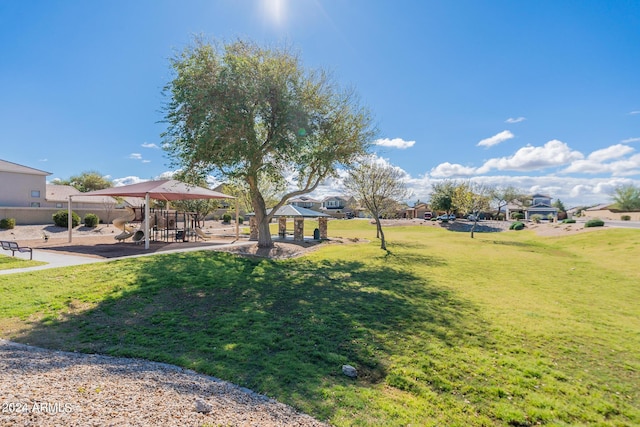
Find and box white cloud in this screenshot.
[429,162,477,178]
[621,137,640,144]
[374,137,416,149]
[38,158,48,162]
[112,176,147,186]
[505,117,526,124]
[128,153,142,160]
[478,139,583,172]
[477,130,514,148]
[629,111,640,115]
[587,144,634,162]
[142,160,151,163]
[142,142,160,149]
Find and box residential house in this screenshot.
[0,158,124,225]
[289,196,322,211]
[524,194,558,221]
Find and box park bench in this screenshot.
[1,240,33,260]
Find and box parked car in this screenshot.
[467,214,480,221]
[437,214,456,221]
[424,212,433,220]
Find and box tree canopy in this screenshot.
[55,171,113,192]
[162,38,375,247]
[612,184,640,211]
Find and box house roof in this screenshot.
[0,159,51,176]
[46,184,119,204]
[248,204,330,217]
[290,196,321,203]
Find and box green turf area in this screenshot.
[0,220,638,426]
[0,254,46,270]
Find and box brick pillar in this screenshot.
[318,217,328,239]
[249,216,258,241]
[278,217,287,238]
[293,217,304,242]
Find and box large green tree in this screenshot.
[162,38,375,247]
[429,180,457,215]
[55,170,113,192]
[612,184,640,211]
[344,159,409,251]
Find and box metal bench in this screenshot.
[1,240,33,260]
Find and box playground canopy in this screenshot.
[74,179,235,249]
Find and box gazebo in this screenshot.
[247,205,330,241]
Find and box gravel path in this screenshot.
[0,339,329,427]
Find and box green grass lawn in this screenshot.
[0,254,46,270]
[0,220,638,426]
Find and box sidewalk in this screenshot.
[0,240,255,275]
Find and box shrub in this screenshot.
[84,213,100,227]
[511,212,525,220]
[496,213,505,221]
[510,221,525,230]
[585,219,605,228]
[530,214,543,223]
[621,215,631,221]
[238,216,244,224]
[53,210,80,228]
[0,218,16,229]
[562,219,576,224]
[222,213,232,223]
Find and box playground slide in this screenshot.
[132,216,156,243]
[195,227,211,240]
[113,207,136,241]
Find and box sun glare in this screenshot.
[262,0,287,27]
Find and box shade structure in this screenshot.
[247,204,330,217]
[76,179,236,249]
[81,179,233,201]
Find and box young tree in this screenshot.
[453,182,490,238]
[343,159,409,250]
[489,185,520,220]
[162,38,375,247]
[612,184,640,211]
[55,171,113,192]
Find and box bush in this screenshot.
[510,221,525,230]
[621,215,631,221]
[530,214,543,223]
[585,219,605,228]
[84,213,100,227]
[562,219,576,224]
[53,210,80,228]
[0,218,16,229]
[511,212,525,220]
[238,216,244,224]
[222,213,232,223]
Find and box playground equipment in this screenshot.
[111,206,204,244]
[113,207,136,241]
[132,216,156,244]
[194,227,211,240]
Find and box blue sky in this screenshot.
[2,0,639,207]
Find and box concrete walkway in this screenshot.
[0,240,256,275]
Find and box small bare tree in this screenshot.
[344,159,409,250]
[453,181,491,238]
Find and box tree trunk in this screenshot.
[257,216,273,247]
[470,220,476,239]
[248,175,274,248]
[374,218,386,250]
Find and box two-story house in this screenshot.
[525,193,558,220]
[289,196,322,211]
